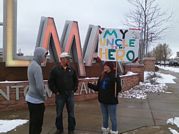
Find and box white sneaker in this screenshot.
[101,127,110,134]
[110,130,118,134]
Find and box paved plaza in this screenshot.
[1,69,179,134]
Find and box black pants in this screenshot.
[27,102,45,134]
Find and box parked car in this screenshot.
[169,60,179,66]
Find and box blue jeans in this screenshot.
[100,103,118,131]
[55,92,76,131]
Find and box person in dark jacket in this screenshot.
[26,47,48,134]
[48,52,78,134]
[88,61,121,134]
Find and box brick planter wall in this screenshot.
[143,57,156,71]
[124,63,144,82]
[120,73,140,91]
[0,59,145,111]
[0,73,140,111]
[0,79,98,111]
[0,60,144,111]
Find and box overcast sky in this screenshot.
[0,0,179,57]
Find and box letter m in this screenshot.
[36,17,86,76]
[103,29,118,38]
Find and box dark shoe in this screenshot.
[68,130,74,134]
[55,129,64,134]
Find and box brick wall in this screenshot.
[0,61,144,111]
[120,74,140,91]
[0,79,98,111]
[0,62,103,81]
[0,74,140,111]
[124,63,144,82]
[143,57,156,71]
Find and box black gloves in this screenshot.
[87,82,93,89]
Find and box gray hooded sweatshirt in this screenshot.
[26,47,47,103]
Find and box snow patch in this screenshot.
[167,117,179,134]
[119,82,168,99]
[167,117,179,128]
[168,128,179,134]
[157,65,179,73]
[0,119,28,133]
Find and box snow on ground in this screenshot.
[167,117,179,134]
[118,82,168,99]
[168,128,179,134]
[157,65,179,73]
[119,69,176,99]
[167,117,179,128]
[0,119,28,133]
[144,71,176,84]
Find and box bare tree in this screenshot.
[162,43,172,64]
[152,43,172,64]
[152,44,163,64]
[126,0,172,59]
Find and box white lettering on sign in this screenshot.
[11,85,23,100]
[0,80,98,101]
[0,86,10,100]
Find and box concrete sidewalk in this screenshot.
[2,69,179,134]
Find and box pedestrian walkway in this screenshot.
[2,68,179,134]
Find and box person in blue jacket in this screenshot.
[88,61,121,134]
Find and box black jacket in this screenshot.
[48,65,78,95]
[88,72,121,104]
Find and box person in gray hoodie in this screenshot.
[25,47,48,134]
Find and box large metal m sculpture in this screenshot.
[3,0,100,77]
[3,0,140,77]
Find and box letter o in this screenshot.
[126,50,135,61]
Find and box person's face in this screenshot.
[103,65,111,73]
[41,52,48,66]
[60,57,70,66]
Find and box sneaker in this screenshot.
[110,130,118,134]
[101,127,109,134]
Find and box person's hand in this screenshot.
[74,87,78,92]
[87,82,98,91]
[102,70,107,74]
[87,82,90,87]
[88,82,93,89]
